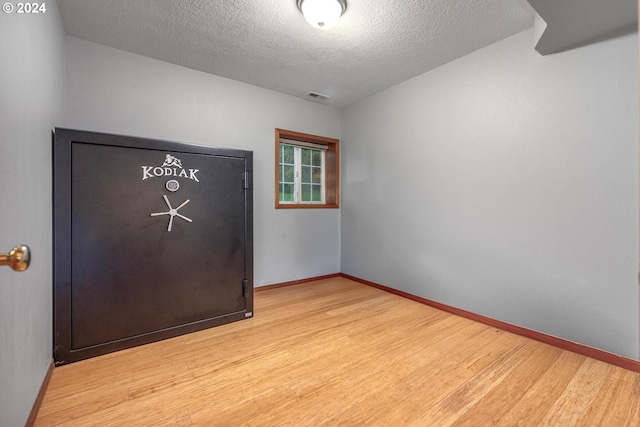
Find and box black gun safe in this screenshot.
[53,128,253,365]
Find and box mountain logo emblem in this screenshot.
[161,154,183,168]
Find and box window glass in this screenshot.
[281,183,294,202]
[301,184,311,202]
[301,166,311,183]
[279,144,324,204]
[283,165,294,182]
[301,148,311,165]
[279,145,296,202]
[282,145,294,163]
[312,185,322,202]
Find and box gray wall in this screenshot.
[341,29,639,359]
[64,37,342,287]
[0,2,66,426]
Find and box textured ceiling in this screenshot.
[57,0,535,107]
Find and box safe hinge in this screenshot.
[242,171,249,189]
[242,279,248,297]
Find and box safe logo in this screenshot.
[141,154,200,182]
[161,154,183,168]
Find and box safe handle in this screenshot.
[0,245,30,272]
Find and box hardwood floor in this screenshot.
[35,277,640,427]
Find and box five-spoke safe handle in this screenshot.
[0,245,30,272]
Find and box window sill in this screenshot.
[276,203,339,209]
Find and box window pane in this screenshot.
[301,183,311,201]
[301,148,311,165]
[282,145,294,164]
[283,165,294,182]
[281,183,295,202]
[279,143,326,205]
[301,166,311,183]
[312,185,322,202]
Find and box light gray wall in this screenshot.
[64,37,341,287]
[341,29,639,359]
[0,1,66,426]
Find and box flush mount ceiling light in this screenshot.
[297,0,347,29]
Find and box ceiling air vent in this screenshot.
[305,92,330,102]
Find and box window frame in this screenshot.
[275,128,340,209]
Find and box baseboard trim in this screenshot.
[25,359,54,427]
[255,273,342,292]
[340,273,640,373]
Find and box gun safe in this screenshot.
[53,128,253,365]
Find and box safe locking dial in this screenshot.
[150,195,192,232]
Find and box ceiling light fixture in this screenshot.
[297,0,347,30]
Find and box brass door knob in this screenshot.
[0,245,30,272]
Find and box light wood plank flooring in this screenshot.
[35,277,640,426]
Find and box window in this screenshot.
[275,128,339,209]
[279,144,325,203]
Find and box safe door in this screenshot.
[53,128,253,365]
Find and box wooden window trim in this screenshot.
[275,128,340,209]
